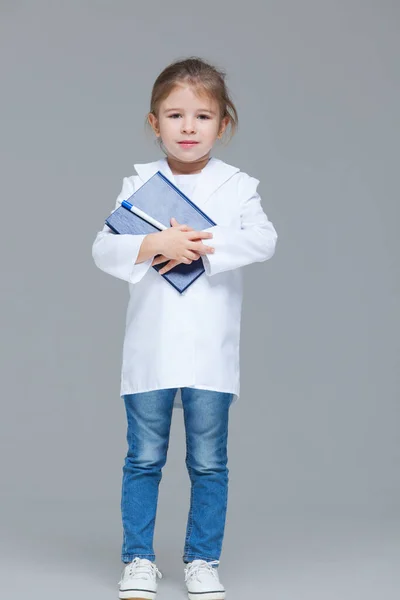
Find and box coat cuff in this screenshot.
[92,231,154,284]
[200,223,277,276]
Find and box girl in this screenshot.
[92,56,278,600]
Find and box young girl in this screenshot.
[92,56,278,600]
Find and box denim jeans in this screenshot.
[121,387,234,565]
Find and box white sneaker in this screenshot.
[184,559,226,600]
[118,557,163,599]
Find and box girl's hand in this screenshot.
[152,218,200,267]
[152,218,202,273]
[154,217,214,275]
[151,254,173,267]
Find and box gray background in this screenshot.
[1,1,399,598]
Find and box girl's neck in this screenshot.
[167,154,211,175]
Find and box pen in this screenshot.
[121,200,168,231]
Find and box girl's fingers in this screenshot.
[159,259,179,275]
[171,218,212,240]
[178,223,195,232]
[151,254,169,266]
[171,217,192,231]
[186,250,201,260]
[187,230,213,240]
[171,217,198,233]
[189,241,214,255]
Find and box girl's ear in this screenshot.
[218,115,230,139]
[148,112,160,137]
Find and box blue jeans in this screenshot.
[121,387,234,565]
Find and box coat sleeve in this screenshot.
[201,175,278,276]
[91,176,155,283]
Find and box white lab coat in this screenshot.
[92,156,278,409]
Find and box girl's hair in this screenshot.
[145,56,239,151]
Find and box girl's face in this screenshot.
[148,84,229,166]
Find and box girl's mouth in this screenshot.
[178,142,199,148]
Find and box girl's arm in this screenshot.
[201,175,278,276]
[91,176,158,284]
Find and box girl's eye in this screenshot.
[168,114,211,119]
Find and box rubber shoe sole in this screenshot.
[118,586,157,600]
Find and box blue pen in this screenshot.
[121,200,168,231]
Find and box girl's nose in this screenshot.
[181,120,196,134]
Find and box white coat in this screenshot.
[92,156,278,409]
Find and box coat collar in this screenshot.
[133,156,240,207]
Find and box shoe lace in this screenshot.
[121,557,163,583]
[184,560,220,583]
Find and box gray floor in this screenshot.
[2,498,399,599]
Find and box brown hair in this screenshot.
[145,56,239,150]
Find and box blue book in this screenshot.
[105,171,217,293]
